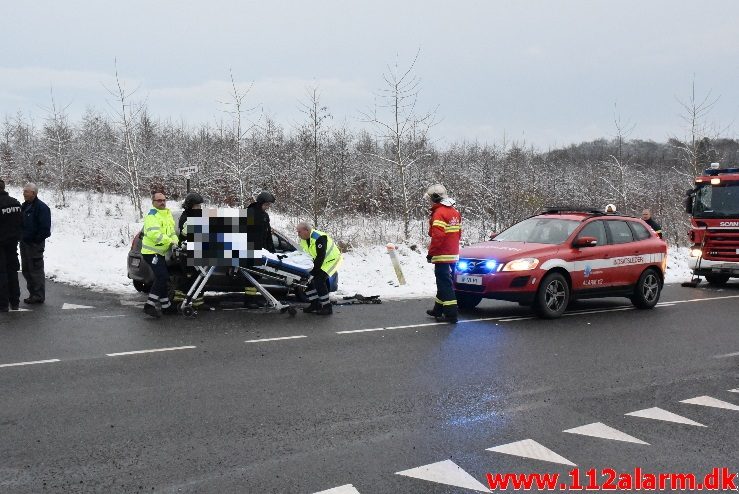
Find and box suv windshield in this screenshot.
[494,218,579,244]
[693,182,739,218]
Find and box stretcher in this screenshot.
[179,251,313,318]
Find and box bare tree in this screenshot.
[361,51,438,240]
[41,87,74,206]
[218,71,260,207]
[297,85,332,227]
[673,78,720,178]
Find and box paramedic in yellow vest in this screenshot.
[296,222,342,315]
[141,191,178,318]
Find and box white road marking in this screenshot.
[625,407,706,427]
[0,359,60,368]
[119,300,144,307]
[10,307,32,312]
[106,346,196,357]
[244,335,307,343]
[385,322,449,330]
[396,459,489,492]
[91,314,126,319]
[487,438,576,466]
[563,422,649,445]
[458,316,508,324]
[679,396,739,411]
[714,351,739,358]
[313,485,362,494]
[61,303,94,310]
[729,389,739,393]
[336,328,386,334]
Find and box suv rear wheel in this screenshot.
[456,293,482,310]
[631,268,661,309]
[705,273,730,286]
[533,272,570,319]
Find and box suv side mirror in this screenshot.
[573,236,598,248]
[684,196,694,214]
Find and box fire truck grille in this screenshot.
[704,229,739,261]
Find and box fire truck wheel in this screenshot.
[456,293,482,310]
[632,268,661,309]
[533,272,570,319]
[705,273,730,286]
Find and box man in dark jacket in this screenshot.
[0,179,22,312]
[641,209,663,238]
[246,191,276,253]
[20,183,51,304]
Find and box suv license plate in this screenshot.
[457,275,482,285]
[131,258,141,267]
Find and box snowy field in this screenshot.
[6,187,693,299]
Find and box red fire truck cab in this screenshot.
[685,163,739,285]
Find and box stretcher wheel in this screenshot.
[181,306,196,318]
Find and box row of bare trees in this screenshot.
[0,64,734,247]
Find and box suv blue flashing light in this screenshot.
[485,260,497,270]
[457,260,469,271]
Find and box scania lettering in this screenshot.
[685,163,739,286]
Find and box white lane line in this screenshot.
[487,438,576,466]
[0,359,60,368]
[669,294,739,304]
[61,303,94,310]
[714,351,739,358]
[499,316,535,322]
[679,395,739,411]
[244,335,307,343]
[563,422,649,444]
[396,459,489,492]
[336,327,386,334]
[729,389,739,393]
[385,321,449,330]
[106,346,196,357]
[91,314,126,319]
[458,316,508,323]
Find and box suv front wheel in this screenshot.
[631,268,661,309]
[533,272,570,319]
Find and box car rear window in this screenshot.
[577,220,608,246]
[629,221,651,241]
[606,220,634,244]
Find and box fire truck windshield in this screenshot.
[693,182,739,218]
[494,218,579,244]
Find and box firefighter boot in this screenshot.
[315,304,333,316]
[426,303,443,319]
[444,307,458,324]
[144,303,162,319]
[302,301,321,313]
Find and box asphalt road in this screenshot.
[1,281,738,493]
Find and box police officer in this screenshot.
[20,183,51,304]
[641,209,663,238]
[296,222,342,315]
[0,179,22,312]
[424,184,462,323]
[141,191,179,318]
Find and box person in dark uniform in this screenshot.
[243,191,276,307]
[641,209,663,238]
[173,192,210,311]
[0,179,22,312]
[20,183,51,304]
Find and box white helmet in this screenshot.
[605,203,617,213]
[425,184,448,203]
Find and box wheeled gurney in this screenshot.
[179,252,313,317]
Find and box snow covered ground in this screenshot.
[6,187,692,300]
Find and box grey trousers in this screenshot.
[20,240,45,300]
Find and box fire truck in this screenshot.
[684,163,739,286]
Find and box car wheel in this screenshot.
[632,268,661,309]
[705,273,730,286]
[133,280,150,292]
[533,272,570,319]
[456,293,482,310]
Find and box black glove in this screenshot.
[310,267,322,277]
[426,255,433,263]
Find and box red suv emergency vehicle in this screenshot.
[454,208,668,318]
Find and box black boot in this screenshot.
[144,303,161,319]
[315,304,333,315]
[302,302,321,313]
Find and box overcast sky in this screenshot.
[2,0,738,148]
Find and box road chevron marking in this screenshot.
[487,438,576,466]
[563,422,649,445]
[625,407,706,427]
[679,396,739,411]
[313,485,362,494]
[396,459,489,492]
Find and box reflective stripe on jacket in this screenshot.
[141,208,178,255]
[428,202,462,263]
[299,229,342,276]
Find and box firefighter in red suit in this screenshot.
[425,184,462,323]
